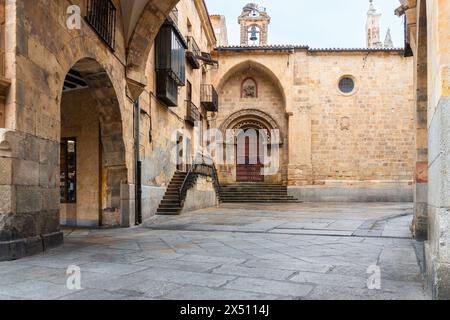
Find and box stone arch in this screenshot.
[126,0,180,86]
[217,60,287,106]
[60,57,128,226]
[219,109,284,145]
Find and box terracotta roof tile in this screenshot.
[214,45,404,53]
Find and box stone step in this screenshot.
[159,199,180,204]
[156,207,181,214]
[220,193,293,196]
[163,195,180,200]
[221,188,287,193]
[220,197,296,201]
[220,192,288,195]
[221,199,301,203]
[222,186,287,188]
[223,184,286,186]
[219,183,299,203]
[156,211,182,216]
[159,205,181,210]
[222,186,287,189]
[169,179,185,183]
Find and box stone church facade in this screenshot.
[0,0,449,299]
[210,4,415,202]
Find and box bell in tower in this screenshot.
[249,26,259,42]
[238,3,271,46]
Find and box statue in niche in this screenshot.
[242,78,257,98]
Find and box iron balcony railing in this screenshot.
[86,0,117,50]
[185,100,201,126]
[186,36,201,69]
[201,84,219,112]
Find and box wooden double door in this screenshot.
[236,131,264,182]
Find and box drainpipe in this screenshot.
[134,98,142,225]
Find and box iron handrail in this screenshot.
[178,153,222,206]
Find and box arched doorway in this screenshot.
[59,58,127,228]
[219,109,284,185]
[236,127,265,182]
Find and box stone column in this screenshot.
[287,107,312,187]
[424,0,450,300]
[412,4,429,240]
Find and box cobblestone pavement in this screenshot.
[0,203,431,300]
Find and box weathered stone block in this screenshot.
[0,185,16,214]
[41,188,59,211]
[18,134,40,162]
[16,186,42,213]
[39,163,58,188]
[12,159,39,186]
[42,231,64,250]
[103,208,122,228]
[37,209,60,236]
[433,262,450,300]
[120,199,135,227]
[0,157,13,185]
[38,139,59,165]
[0,236,42,261]
[142,186,166,220]
[120,183,135,201]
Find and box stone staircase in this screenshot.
[156,171,188,215]
[219,184,300,203]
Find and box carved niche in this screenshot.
[241,77,258,98]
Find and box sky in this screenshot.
[204,0,404,48]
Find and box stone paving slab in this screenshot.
[59,288,142,300]
[242,259,333,273]
[224,277,314,298]
[137,267,238,288]
[1,280,71,300]
[163,285,278,300]
[134,258,221,272]
[0,203,431,300]
[212,264,296,281]
[270,228,354,236]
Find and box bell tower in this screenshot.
[238,3,270,46]
[366,0,382,48]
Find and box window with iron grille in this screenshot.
[86,0,117,50]
[155,20,187,106]
[156,21,186,85]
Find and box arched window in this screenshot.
[241,77,258,98]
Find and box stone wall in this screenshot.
[212,48,415,201]
[181,176,218,213]
[60,89,100,227]
[307,52,414,183]
[138,0,216,218]
[213,63,288,185]
[419,0,450,300]
[0,0,134,260]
